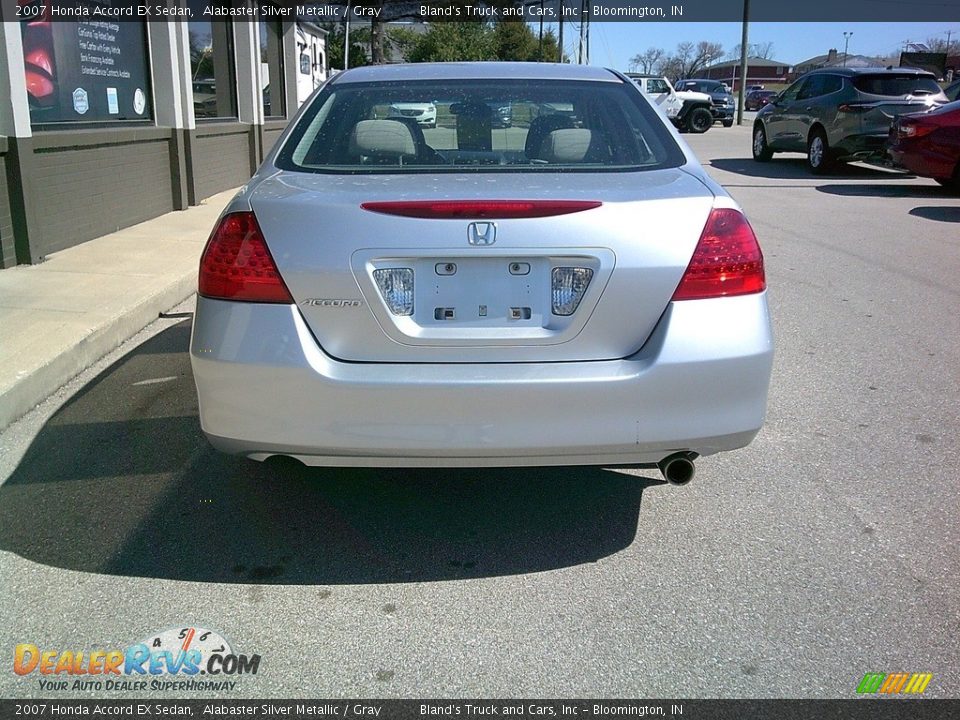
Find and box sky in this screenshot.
[539,22,959,69]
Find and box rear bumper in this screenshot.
[835,133,890,158]
[887,141,955,180]
[190,293,774,467]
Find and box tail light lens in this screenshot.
[198,212,293,303]
[838,103,869,113]
[899,121,934,138]
[672,208,765,301]
[551,267,594,315]
[373,268,415,316]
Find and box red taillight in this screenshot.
[899,121,935,138]
[838,103,869,113]
[672,208,765,301]
[198,212,293,303]
[360,200,602,219]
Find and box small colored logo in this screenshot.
[857,672,933,695]
[133,88,146,115]
[72,87,88,115]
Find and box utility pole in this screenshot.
[344,1,351,70]
[539,0,544,60]
[578,0,589,64]
[736,0,749,125]
[842,31,853,67]
[558,0,564,63]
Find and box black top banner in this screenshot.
[2,700,960,720]
[5,0,960,23]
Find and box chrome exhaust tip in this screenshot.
[658,452,697,486]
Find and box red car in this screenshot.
[745,90,777,111]
[887,100,960,192]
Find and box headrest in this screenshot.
[525,114,576,158]
[538,129,597,163]
[348,120,417,158]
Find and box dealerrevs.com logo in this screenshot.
[13,626,261,692]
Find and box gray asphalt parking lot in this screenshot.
[1,120,957,699]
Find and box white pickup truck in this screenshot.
[626,73,716,134]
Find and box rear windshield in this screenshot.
[274,78,685,174]
[678,81,725,93]
[852,74,942,97]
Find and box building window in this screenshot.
[21,17,153,125]
[259,20,285,118]
[188,1,238,120]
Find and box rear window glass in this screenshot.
[852,74,942,97]
[678,81,723,93]
[275,78,685,174]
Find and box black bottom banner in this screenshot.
[2,699,959,720]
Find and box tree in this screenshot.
[492,20,538,61]
[629,47,664,73]
[322,22,372,70]
[923,35,953,54]
[728,41,775,60]
[677,40,724,76]
[408,22,496,63]
[386,25,421,62]
[653,40,724,80]
[490,20,559,62]
[531,29,561,63]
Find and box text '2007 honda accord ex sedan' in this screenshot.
[190,62,774,484]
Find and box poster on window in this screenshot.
[20,1,153,124]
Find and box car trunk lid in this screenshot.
[249,169,715,363]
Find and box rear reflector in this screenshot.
[198,212,293,303]
[672,208,765,301]
[360,200,602,219]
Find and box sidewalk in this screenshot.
[0,188,239,432]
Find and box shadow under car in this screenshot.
[0,320,661,585]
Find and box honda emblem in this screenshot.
[467,222,497,246]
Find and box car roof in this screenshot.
[804,67,937,77]
[331,62,621,84]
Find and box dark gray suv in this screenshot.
[751,68,948,173]
[675,79,735,126]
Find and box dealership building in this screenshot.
[0,10,325,268]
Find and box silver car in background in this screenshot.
[752,67,948,173]
[190,63,774,483]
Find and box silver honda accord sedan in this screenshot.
[190,62,774,483]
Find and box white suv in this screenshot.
[626,74,715,134]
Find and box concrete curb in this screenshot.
[0,187,239,434]
[0,274,197,432]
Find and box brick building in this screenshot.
[700,57,792,90]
